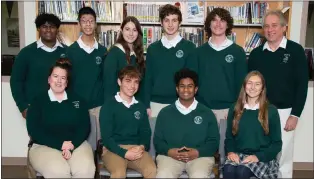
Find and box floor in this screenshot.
[2,165,314,178]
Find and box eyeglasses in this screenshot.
[80,20,95,25]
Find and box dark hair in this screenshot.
[35,13,61,29]
[49,58,72,86]
[174,68,198,87]
[78,7,96,21]
[118,65,142,81]
[204,8,234,37]
[159,4,182,23]
[115,16,145,73]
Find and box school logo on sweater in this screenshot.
[60,53,66,58]
[134,111,141,120]
[283,54,290,63]
[72,101,80,108]
[225,54,234,63]
[176,50,184,58]
[194,116,203,124]
[96,56,102,65]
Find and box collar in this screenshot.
[244,103,260,110]
[115,92,138,108]
[115,43,136,56]
[77,35,98,50]
[263,36,287,52]
[37,38,63,49]
[48,88,68,103]
[175,98,198,115]
[208,37,233,51]
[161,34,182,49]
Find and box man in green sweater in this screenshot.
[10,13,66,119]
[248,10,308,178]
[186,8,247,125]
[144,4,196,118]
[67,7,107,140]
[154,68,219,178]
[99,66,156,178]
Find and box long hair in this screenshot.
[232,71,269,135]
[115,16,145,74]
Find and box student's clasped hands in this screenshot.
[227,152,259,164]
[125,145,145,161]
[168,146,199,163]
[62,141,74,160]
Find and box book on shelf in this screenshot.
[244,32,265,53]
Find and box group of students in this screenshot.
[10,3,308,179]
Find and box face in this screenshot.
[161,14,180,36]
[245,75,263,99]
[210,15,228,37]
[118,76,139,98]
[48,67,68,94]
[122,21,138,44]
[38,22,58,42]
[176,78,198,102]
[79,14,96,36]
[263,14,286,43]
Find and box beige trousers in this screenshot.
[150,102,170,118]
[29,141,95,178]
[89,106,101,140]
[156,155,215,178]
[102,145,157,178]
[211,108,229,125]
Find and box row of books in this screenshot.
[207,2,268,24]
[124,3,163,23]
[244,32,265,53]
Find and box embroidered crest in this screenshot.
[134,111,141,120]
[194,116,203,124]
[225,54,234,63]
[72,101,80,108]
[283,54,290,63]
[60,53,66,58]
[96,56,102,65]
[176,50,184,58]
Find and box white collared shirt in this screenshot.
[208,37,233,51]
[263,36,287,52]
[37,38,63,52]
[115,43,136,56]
[115,92,138,108]
[161,34,183,49]
[244,103,260,110]
[48,88,68,103]
[175,98,198,115]
[77,35,98,54]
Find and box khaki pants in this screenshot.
[89,106,101,140]
[102,145,156,178]
[29,141,95,178]
[156,155,215,178]
[150,102,170,118]
[212,108,229,125]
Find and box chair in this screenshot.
[27,114,98,179]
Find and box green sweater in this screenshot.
[225,104,282,162]
[26,90,90,151]
[186,43,247,109]
[154,103,219,157]
[99,97,151,158]
[67,42,107,109]
[248,40,308,117]
[103,46,145,102]
[10,42,67,112]
[144,39,196,107]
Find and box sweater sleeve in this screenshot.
[138,109,151,151]
[224,105,236,154]
[247,48,258,72]
[235,48,248,96]
[143,47,153,108]
[153,110,171,155]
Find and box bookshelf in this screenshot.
[36,1,292,54]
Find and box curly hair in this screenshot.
[174,68,198,87]
[35,13,61,29]
[204,8,234,37]
[159,4,182,23]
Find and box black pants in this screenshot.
[223,164,256,179]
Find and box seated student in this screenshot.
[99,66,156,178]
[27,58,95,178]
[154,68,220,178]
[223,71,282,179]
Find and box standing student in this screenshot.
[248,10,308,178]
[100,66,156,178]
[67,7,107,139]
[144,4,196,118]
[223,71,282,179]
[103,16,145,102]
[186,8,247,124]
[10,13,66,119]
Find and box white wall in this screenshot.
[305,8,314,47]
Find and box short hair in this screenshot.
[204,8,234,37]
[159,4,182,23]
[35,13,61,29]
[118,66,142,81]
[78,7,96,21]
[174,68,198,87]
[262,10,287,27]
